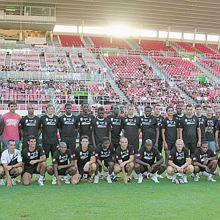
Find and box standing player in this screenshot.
[21,135,47,186]
[174,104,185,124]
[154,104,164,153]
[20,104,41,149]
[162,106,179,160]
[193,141,217,182]
[92,107,111,148]
[47,142,77,185]
[215,107,220,150]
[205,106,217,152]
[73,135,97,183]
[114,137,135,184]
[122,105,140,154]
[95,137,115,183]
[59,103,78,153]
[140,106,159,147]
[76,104,94,144]
[0,140,23,187]
[108,105,123,150]
[195,104,207,143]
[40,104,59,158]
[179,104,201,155]
[167,139,194,184]
[135,139,165,183]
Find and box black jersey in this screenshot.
[193,148,216,164]
[115,145,134,162]
[74,146,95,166]
[95,144,115,161]
[155,115,164,139]
[169,148,189,167]
[76,114,94,138]
[162,117,179,143]
[52,149,73,166]
[197,115,207,141]
[205,116,217,141]
[40,115,59,144]
[20,116,40,140]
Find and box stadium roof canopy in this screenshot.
[0,0,219,34]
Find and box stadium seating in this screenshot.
[175,42,197,53]
[59,35,84,47]
[199,59,220,76]
[195,43,219,58]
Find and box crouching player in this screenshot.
[0,140,23,187]
[47,142,77,185]
[114,137,134,184]
[95,137,115,184]
[22,135,47,186]
[135,139,165,183]
[167,139,194,184]
[72,135,97,184]
[192,141,217,182]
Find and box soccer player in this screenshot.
[73,135,97,183]
[215,106,220,150]
[122,105,140,154]
[76,104,94,144]
[0,140,22,187]
[108,105,123,150]
[167,139,194,184]
[179,104,201,155]
[47,142,77,185]
[135,139,165,183]
[92,107,111,148]
[114,137,135,184]
[195,104,207,143]
[95,137,115,183]
[20,104,41,149]
[40,104,59,158]
[21,135,47,186]
[162,106,179,160]
[140,106,159,147]
[205,106,217,152]
[154,104,164,153]
[59,103,78,153]
[193,141,217,182]
[2,101,21,150]
[174,104,184,123]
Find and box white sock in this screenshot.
[39,175,44,180]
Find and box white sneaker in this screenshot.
[158,175,164,179]
[64,175,70,184]
[106,175,112,184]
[12,178,16,186]
[38,178,44,186]
[131,170,138,180]
[94,175,99,184]
[0,179,5,186]
[207,175,216,182]
[179,178,184,184]
[151,174,159,183]
[137,174,143,184]
[52,176,57,185]
[171,175,179,184]
[194,174,200,182]
[182,174,188,183]
[202,171,210,177]
[166,173,173,180]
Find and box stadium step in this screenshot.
[39,53,46,68]
[5,52,11,66]
[82,36,94,47]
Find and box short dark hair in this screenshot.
[65,103,72,108]
[27,135,36,141]
[195,104,202,109]
[145,105,152,110]
[98,106,104,112]
[102,137,110,143]
[166,106,173,112]
[80,135,89,141]
[186,104,193,109]
[201,141,208,146]
[8,139,15,144]
[8,101,17,107]
[46,103,54,109]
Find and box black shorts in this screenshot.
[77,163,86,176]
[167,142,176,151]
[98,158,114,171]
[184,142,197,155]
[58,168,69,176]
[23,165,39,175]
[42,142,58,158]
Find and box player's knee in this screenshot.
[90,163,97,171]
[211,160,218,166]
[0,166,4,176]
[108,162,114,168]
[186,165,194,174]
[47,166,54,175]
[114,165,121,173]
[126,162,134,171]
[166,166,174,175]
[194,166,200,173]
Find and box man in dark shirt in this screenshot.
[20,104,41,149]
[195,104,207,143]
[95,137,115,184]
[162,106,179,161]
[76,104,94,144]
[21,135,46,186]
[167,139,194,184]
[114,137,135,184]
[73,135,96,183]
[40,104,59,158]
[92,107,111,148]
[205,106,217,152]
[59,103,78,153]
[179,104,201,155]
[140,106,159,147]
[122,105,140,154]
[193,141,217,182]
[107,105,123,150]
[47,142,77,185]
[135,139,165,184]
[174,104,184,125]
[154,104,164,153]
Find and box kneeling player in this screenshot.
[193,141,217,182]
[47,142,77,185]
[167,139,194,184]
[95,137,115,184]
[21,136,47,186]
[114,137,135,184]
[0,140,23,187]
[135,139,165,183]
[72,135,97,184]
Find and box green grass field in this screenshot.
[1,174,220,220]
